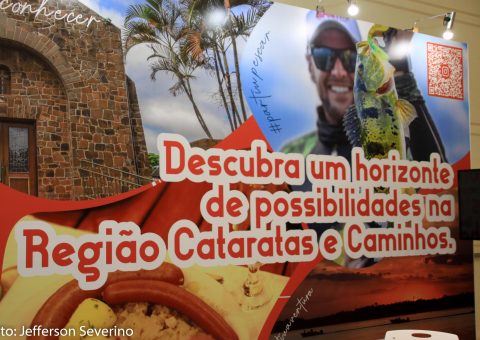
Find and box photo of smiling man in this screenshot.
[278,14,365,267]
[280,12,447,192]
[281,14,360,166]
[279,12,448,268]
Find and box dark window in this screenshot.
[9,127,29,172]
[0,65,11,95]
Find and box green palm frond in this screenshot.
[150,59,175,79]
[124,22,159,52]
[124,21,156,39]
[169,80,186,96]
[125,4,151,22]
[229,7,256,36]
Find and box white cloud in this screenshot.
[142,96,229,136]
[125,45,235,153]
[78,0,125,28]
[125,44,152,69]
[143,126,160,153]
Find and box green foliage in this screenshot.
[148,153,159,168]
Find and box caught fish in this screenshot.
[345,24,416,161]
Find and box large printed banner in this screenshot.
[0,1,473,339]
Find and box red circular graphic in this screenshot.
[440,64,451,79]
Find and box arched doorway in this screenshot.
[0,41,70,199]
[0,119,37,195]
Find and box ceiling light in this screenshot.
[442,29,453,40]
[347,0,359,16]
[442,11,455,40]
[411,11,456,40]
[316,0,325,16]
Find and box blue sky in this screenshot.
[79,0,133,27]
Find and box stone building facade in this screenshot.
[0,0,150,200]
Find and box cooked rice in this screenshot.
[111,302,213,340]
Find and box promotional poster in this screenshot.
[0,1,473,339]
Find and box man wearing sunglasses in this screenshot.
[282,15,447,268]
[282,15,446,188]
[307,20,358,131]
[280,16,365,267]
[282,15,361,189]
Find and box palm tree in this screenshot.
[183,0,243,129]
[183,18,238,131]
[124,0,213,139]
[186,29,239,131]
[228,7,264,121]
[223,0,271,123]
[183,0,271,127]
[217,29,242,127]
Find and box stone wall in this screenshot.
[0,0,150,199]
[0,45,72,199]
[127,77,150,178]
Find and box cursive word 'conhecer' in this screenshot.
[0,0,101,27]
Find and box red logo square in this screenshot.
[427,42,464,100]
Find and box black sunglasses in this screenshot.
[310,47,357,73]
